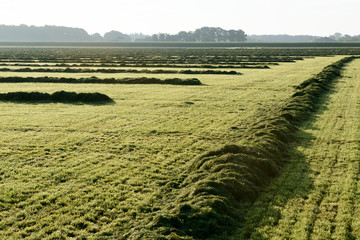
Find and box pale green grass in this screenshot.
[0,56,344,238]
[233,58,360,240]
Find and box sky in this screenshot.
[1,0,359,36]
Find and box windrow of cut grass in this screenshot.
[0,76,202,85]
[148,56,357,239]
[0,67,240,75]
[0,46,360,62]
[0,91,114,104]
[0,51,302,64]
[0,62,272,69]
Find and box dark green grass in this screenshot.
[0,63,271,69]
[0,68,241,75]
[0,76,202,85]
[0,91,114,104]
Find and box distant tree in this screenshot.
[90,33,103,41]
[196,27,214,42]
[232,29,247,42]
[330,32,343,41]
[316,37,336,42]
[0,24,93,41]
[158,33,166,41]
[128,33,151,41]
[151,34,159,41]
[340,34,353,41]
[337,34,360,41]
[103,31,131,41]
[177,31,188,41]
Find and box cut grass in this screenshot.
[0,67,241,75]
[0,56,343,87]
[0,76,203,85]
[0,53,348,239]
[0,91,114,104]
[233,58,360,239]
[146,56,356,239]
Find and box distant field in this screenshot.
[0,47,358,239]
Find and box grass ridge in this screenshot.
[0,90,114,104]
[0,76,202,85]
[0,68,241,75]
[148,56,357,239]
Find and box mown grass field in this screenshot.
[233,58,360,240]
[0,47,359,239]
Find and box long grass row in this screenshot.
[0,57,301,64]
[0,76,202,85]
[0,63,271,69]
[147,56,357,239]
[0,68,241,75]
[0,48,359,66]
[0,62,277,67]
[0,91,114,104]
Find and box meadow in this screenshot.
[233,57,360,240]
[0,47,359,239]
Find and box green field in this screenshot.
[234,58,360,240]
[0,47,359,239]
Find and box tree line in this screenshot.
[0,25,133,41]
[1,25,358,42]
[0,25,246,42]
[150,27,246,42]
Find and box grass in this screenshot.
[0,91,114,104]
[0,49,352,239]
[0,56,343,86]
[232,58,360,240]
[0,67,241,75]
[146,56,356,239]
[0,76,203,85]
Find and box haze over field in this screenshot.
[1,0,359,36]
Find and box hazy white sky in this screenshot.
[1,0,359,36]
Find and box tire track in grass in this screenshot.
[234,58,360,239]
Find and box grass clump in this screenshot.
[0,91,114,104]
[149,56,357,239]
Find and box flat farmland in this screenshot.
[234,57,360,240]
[0,47,358,239]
